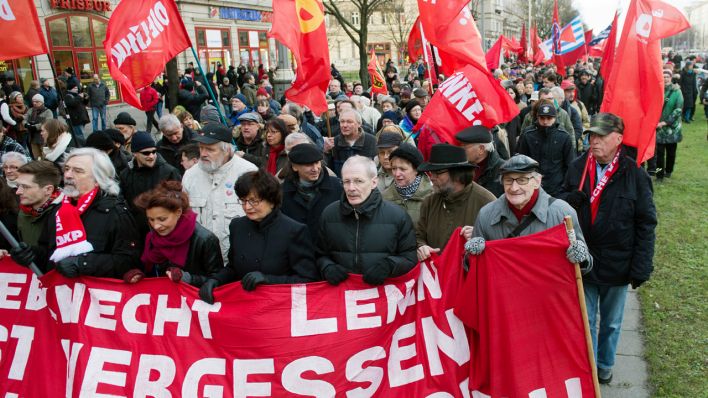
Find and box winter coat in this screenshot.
[177,87,209,121]
[561,99,584,143]
[679,69,697,106]
[213,209,319,284]
[182,154,258,260]
[281,172,343,239]
[382,175,433,225]
[143,222,224,287]
[657,83,684,144]
[219,84,237,103]
[521,105,577,151]
[64,91,90,125]
[561,149,657,286]
[317,189,417,276]
[475,149,505,197]
[156,126,196,173]
[34,191,141,278]
[140,86,160,111]
[415,182,496,250]
[326,131,377,177]
[516,122,575,196]
[575,80,597,114]
[25,107,53,145]
[86,82,110,107]
[39,86,59,111]
[236,134,267,166]
[119,154,181,212]
[241,83,258,108]
[109,148,132,176]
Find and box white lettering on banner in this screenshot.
[282,356,336,396]
[0,272,46,311]
[61,340,84,398]
[134,354,176,398]
[181,357,226,397]
[438,72,484,125]
[233,358,274,397]
[345,287,381,330]
[0,0,15,21]
[110,1,170,68]
[80,347,132,397]
[388,322,424,387]
[345,347,386,397]
[85,288,122,330]
[422,309,470,376]
[0,325,34,380]
[471,377,583,398]
[385,279,416,324]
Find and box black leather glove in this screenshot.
[565,190,588,210]
[363,261,392,286]
[322,263,349,286]
[55,255,85,278]
[10,243,35,267]
[630,279,645,289]
[241,271,268,291]
[199,278,220,304]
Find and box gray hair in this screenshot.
[342,155,377,178]
[284,132,313,151]
[550,87,565,102]
[339,109,362,125]
[282,102,303,120]
[1,151,29,166]
[65,147,120,196]
[483,142,495,153]
[158,114,181,132]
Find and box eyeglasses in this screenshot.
[139,150,157,156]
[237,198,261,207]
[429,169,449,176]
[502,176,533,186]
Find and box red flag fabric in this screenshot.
[600,12,618,83]
[552,0,566,76]
[408,17,423,63]
[601,0,690,164]
[0,0,48,59]
[368,50,388,95]
[416,1,487,73]
[104,0,191,111]
[519,23,528,62]
[456,224,597,397]
[269,0,330,114]
[415,64,520,158]
[485,36,522,71]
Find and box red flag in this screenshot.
[519,23,528,62]
[531,24,541,59]
[407,17,423,62]
[485,36,522,71]
[0,0,48,59]
[600,12,618,83]
[367,50,388,95]
[415,64,520,158]
[417,0,487,73]
[552,0,566,76]
[104,0,191,111]
[601,0,689,164]
[456,224,597,397]
[269,0,330,114]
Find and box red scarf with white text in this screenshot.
[49,187,98,262]
[587,149,621,224]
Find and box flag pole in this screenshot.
[189,47,228,126]
[0,220,43,277]
[563,216,601,398]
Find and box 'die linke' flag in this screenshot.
[0,0,48,59]
[269,0,330,115]
[415,64,519,158]
[104,0,191,111]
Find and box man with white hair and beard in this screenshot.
[7,148,141,278]
[182,123,258,260]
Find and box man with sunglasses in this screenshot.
[119,132,181,239]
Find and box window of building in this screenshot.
[195,27,232,73]
[351,12,360,26]
[237,29,271,69]
[46,14,120,103]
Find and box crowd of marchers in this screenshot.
[6,54,700,385]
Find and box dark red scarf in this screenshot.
[508,188,540,222]
[267,144,284,175]
[141,210,197,272]
[19,189,61,217]
[587,149,621,224]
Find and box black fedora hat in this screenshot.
[417,144,476,172]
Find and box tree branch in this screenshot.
[324,1,361,47]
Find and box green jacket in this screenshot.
[383,176,433,225]
[415,182,496,249]
[17,195,63,248]
[657,83,684,144]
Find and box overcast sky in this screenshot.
[573,0,696,33]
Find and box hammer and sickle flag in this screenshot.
[269,0,330,114]
[368,49,388,95]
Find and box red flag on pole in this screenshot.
[519,23,528,63]
[367,50,388,95]
[486,36,522,71]
[414,64,520,158]
[600,0,689,164]
[104,0,191,111]
[408,18,423,63]
[268,0,330,114]
[552,0,566,76]
[0,0,48,59]
[599,12,618,83]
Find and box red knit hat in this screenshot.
[256,87,269,97]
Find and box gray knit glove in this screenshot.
[566,240,590,264]
[465,237,486,255]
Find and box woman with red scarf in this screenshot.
[263,118,290,176]
[123,180,223,286]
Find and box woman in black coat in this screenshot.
[123,180,223,286]
[200,170,319,303]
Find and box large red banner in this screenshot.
[0,226,595,397]
[0,0,48,59]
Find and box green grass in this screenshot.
[640,110,708,397]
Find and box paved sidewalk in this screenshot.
[599,289,651,397]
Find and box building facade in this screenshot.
[0,0,274,106]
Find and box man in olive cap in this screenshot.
[415,144,495,261]
[456,126,504,197]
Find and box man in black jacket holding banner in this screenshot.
[561,113,657,384]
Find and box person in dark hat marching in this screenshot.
[113,112,137,152]
[456,126,505,197]
[415,144,496,261]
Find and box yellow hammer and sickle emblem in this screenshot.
[295,0,325,34]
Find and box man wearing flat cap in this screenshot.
[113,112,137,152]
[183,123,258,260]
[280,143,342,239]
[561,112,656,385]
[415,144,496,261]
[456,126,504,197]
[467,154,591,271]
[517,99,575,196]
[235,112,267,166]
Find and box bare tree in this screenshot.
[324,0,387,88]
[380,0,417,65]
[516,0,579,39]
